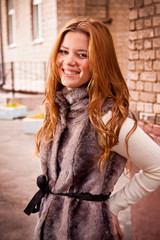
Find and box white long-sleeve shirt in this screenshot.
[102,112,160,216]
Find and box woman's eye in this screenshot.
[79,53,88,58]
[59,49,68,55]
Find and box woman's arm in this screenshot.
[102,113,160,239]
[102,114,160,216]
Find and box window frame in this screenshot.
[6,0,16,47]
[31,0,43,44]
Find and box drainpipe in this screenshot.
[103,0,112,24]
[0,0,5,86]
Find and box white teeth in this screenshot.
[64,70,78,74]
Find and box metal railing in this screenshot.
[0,62,46,94]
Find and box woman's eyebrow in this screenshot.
[60,46,88,52]
[77,49,88,52]
[60,46,68,49]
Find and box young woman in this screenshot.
[25,16,160,240]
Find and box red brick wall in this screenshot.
[138,120,160,145]
[108,0,130,80]
[56,0,86,32]
[128,0,160,124]
[56,0,107,32]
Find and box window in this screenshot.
[32,0,43,43]
[7,0,16,46]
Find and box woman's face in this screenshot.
[56,31,91,89]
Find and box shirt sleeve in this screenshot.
[102,112,160,216]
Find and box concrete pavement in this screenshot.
[0,117,132,240]
[0,119,41,240]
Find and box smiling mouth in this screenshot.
[63,69,80,75]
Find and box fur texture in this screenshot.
[34,86,127,240]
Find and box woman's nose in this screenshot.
[65,53,76,66]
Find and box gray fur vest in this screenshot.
[34,86,127,240]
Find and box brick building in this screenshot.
[129,0,160,126]
[0,0,129,92]
[128,0,160,146]
[1,0,57,62]
[0,0,159,119]
[0,0,129,66]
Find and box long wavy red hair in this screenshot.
[35,16,137,169]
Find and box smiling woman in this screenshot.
[56,31,91,89]
[24,16,160,240]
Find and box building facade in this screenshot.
[0,0,159,133]
[0,0,129,92]
[1,0,57,62]
[128,0,160,125]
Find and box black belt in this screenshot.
[24,174,111,216]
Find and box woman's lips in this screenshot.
[63,69,80,76]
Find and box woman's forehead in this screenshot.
[60,31,89,50]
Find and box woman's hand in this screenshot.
[111,213,124,240]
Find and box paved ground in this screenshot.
[0,119,41,240]
[0,117,132,240]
